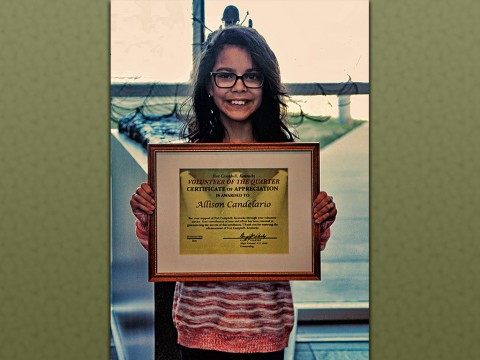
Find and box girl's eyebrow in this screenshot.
[213,67,260,73]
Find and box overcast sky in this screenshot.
[111,0,369,84]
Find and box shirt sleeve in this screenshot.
[134,211,149,251]
[320,218,335,251]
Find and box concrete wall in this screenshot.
[111,130,154,360]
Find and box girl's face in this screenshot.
[209,45,263,126]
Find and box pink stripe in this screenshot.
[178,298,292,312]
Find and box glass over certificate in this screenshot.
[148,143,320,282]
[180,168,288,255]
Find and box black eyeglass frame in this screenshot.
[209,72,265,89]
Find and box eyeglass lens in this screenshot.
[213,72,264,88]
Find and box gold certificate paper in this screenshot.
[179,168,288,255]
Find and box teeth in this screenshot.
[231,100,246,105]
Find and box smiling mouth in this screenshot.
[229,100,248,105]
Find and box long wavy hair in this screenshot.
[180,26,295,143]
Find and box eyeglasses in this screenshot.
[210,72,264,89]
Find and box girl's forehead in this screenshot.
[213,45,255,70]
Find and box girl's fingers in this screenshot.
[312,191,328,207]
[131,200,154,215]
[314,204,333,223]
[136,186,155,205]
[130,187,156,215]
[134,193,154,208]
[140,182,154,197]
[313,193,332,214]
[130,195,153,214]
[313,194,337,224]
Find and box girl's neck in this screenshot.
[221,119,255,143]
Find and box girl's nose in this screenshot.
[231,76,247,92]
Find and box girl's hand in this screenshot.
[130,182,156,217]
[313,191,337,225]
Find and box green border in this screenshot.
[2,0,480,359]
[1,1,109,359]
[370,0,480,358]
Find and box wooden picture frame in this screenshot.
[148,142,320,281]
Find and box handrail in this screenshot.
[110,82,369,97]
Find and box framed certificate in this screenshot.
[147,142,320,281]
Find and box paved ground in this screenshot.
[291,122,369,359]
[292,121,369,303]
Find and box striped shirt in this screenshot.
[135,212,333,353]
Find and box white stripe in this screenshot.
[177,302,293,316]
[181,284,291,296]
[178,294,293,307]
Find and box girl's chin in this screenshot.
[221,116,253,123]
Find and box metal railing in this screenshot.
[110,82,369,97]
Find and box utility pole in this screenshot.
[192,0,205,66]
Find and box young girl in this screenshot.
[130,26,337,360]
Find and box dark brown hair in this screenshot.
[180,26,295,143]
